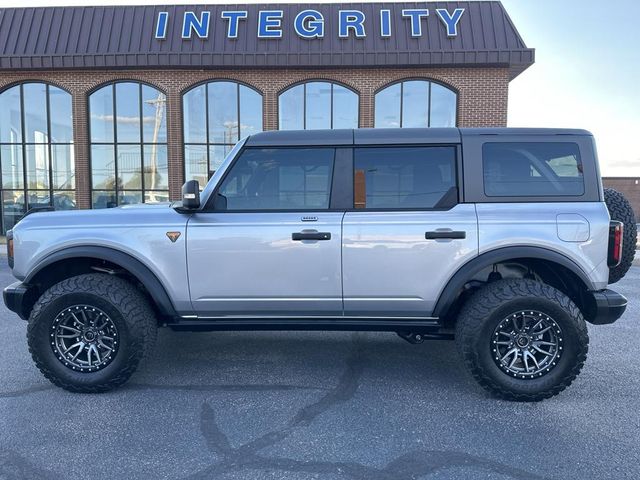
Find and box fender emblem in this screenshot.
[166,231,181,243]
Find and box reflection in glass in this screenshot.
[333,85,359,129]
[279,84,304,130]
[1,145,24,189]
[239,86,262,138]
[374,80,457,128]
[185,145,208,187]
[115,83,141,143]
[52,145,75,189]
[183,85,206,144]
[91,145,116,190]
[0,86,22,143]
[2,190,25,231]
[209,82,238,143]
[305,82,331,130]
[92,191,117,209]
[142,86,166,144]
[144,144,168,191]
[90,85,114,143]
[117,145,142,190]
[25,145,50,190]
[23,83,48,143]
[49,86,73,143]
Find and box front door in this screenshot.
[186,146,343,317]
[342,145,478,317]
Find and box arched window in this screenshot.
[0,82,74,233]
[279,81,359,130]
[183,81,263,186]
[89,82,168,208]
[375,80,457,128]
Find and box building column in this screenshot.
[71,89,91,209]
[359,87,375,128]
[165,87,184,201]
[263,86,278,131]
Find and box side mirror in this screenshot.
[181,180,200,209]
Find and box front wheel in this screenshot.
[456,279,588,401]
[27,273,157,393]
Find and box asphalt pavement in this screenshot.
[1,260,639,480]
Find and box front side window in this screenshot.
[215,148,335,210]
[375,80,457,128]
[483,143,584,197]
[89,82,168,208]
[183,81,263,186]
[354,147,457,209]
[279,82,359,130]
[0,83,75,233]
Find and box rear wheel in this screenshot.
[27,273,157,393]
[604,188,636,284]
[456,279,588,401]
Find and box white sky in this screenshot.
[1,0,638,177]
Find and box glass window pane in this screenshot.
[354,147,456,209]
[183,85,207,144]
[145,191,169,203]
[2,190,25,233]
[430,83,457,127]
[279,84,304,130]
[1,144,24,189]
[51,144,75,190]
[218,148,334,210]
[117,145,142,190]
[115,83,141,143]
[92,191,117,209]
[27,190,51,210]
[144,144,168,191]
[209,145,232,176]
[305,82,331,130]
[118,191,142,206]
[374,83,401,128]
[49,86,73,143]
[483,143,584,197]
[402,81,429,128]
[332,85,358,129]
[91,145,116,190]
[239,86,263,138]
[52,191,76,210]
[184,144,208,186]
[90,85,114,143]
[23,83,48,143]
[209,82,239,143]
[142,86,166,144]
[0,86,23,143]
[25,144,49,190]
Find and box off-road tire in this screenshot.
[604,188,636,284]
[456,279,588,402]
[27,273,157,393]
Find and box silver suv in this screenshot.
[3,128,636,400]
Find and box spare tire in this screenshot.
[604,188,637,284]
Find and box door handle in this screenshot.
[425,230,466,240]
[292,232,331,241]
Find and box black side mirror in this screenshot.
[181,180,200,209]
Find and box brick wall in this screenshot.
[603,178,640,221]
[0,66,510,207]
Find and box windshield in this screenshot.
[199,137,247,205]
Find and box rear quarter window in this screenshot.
[483,142,584,197]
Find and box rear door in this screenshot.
[342,144,478,317]
[187,146,346,317]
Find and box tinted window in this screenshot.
[216,148,334,210]
[483,143,584,197]
[353,147,456,209]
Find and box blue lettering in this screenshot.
[436,8,465,37]
[221,11,248,38]
[155,11,168,39]
[182,11,210,39]
[258,10,283,38]
[380,9,391,38]
[402,9,429,37]
[294,10,324,38]
[339,10,366,38]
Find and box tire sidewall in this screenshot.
[470,295,585,396]
[29,291,140,389]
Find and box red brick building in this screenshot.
[603,178,640,220]
[0,2,534,233]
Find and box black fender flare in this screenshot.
[432,246,596,318]
[24,246,178,318]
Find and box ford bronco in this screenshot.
[3,128,636,400]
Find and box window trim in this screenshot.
[88,81,169,208]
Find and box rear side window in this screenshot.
[353,146,457,209]
[216,148,334,210]
[483,143,584,197]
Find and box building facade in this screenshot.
[0,2,534,233]
[603,178,640,220]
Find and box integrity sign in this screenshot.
[155,7,465,40]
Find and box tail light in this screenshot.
[6,229,14,269]
[608,221,624,267]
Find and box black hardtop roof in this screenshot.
[245,128,594,147]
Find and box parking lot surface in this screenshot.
[1,261,639,480]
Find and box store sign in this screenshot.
[154,8,465,40]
